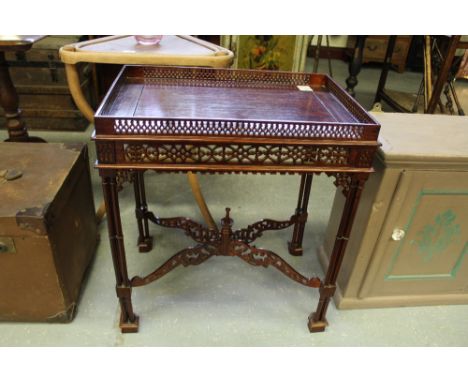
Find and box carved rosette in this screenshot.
[330,172,369,196]
[116,170,133,191]
[331,173,352,196]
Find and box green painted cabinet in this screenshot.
[319,113,468,308]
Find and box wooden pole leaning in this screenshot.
[65,63,95,123]
[423,36,433,112]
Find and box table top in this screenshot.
[0,35,46,51]
[95,65,380,142]
[59,35,233,68]
[375,112,468,167]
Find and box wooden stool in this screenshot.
[0,35,46,142]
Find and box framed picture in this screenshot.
[456,50,468,79]
[221,35,310,72]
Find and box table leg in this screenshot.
[101,170,139,333]
[288,173,313,256]
[0,52,44,143]
[133,170,153,252]
[346,36,366,97]
[308,174,366,332]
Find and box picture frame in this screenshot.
[221,35,310,72]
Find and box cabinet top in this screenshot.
[374,113,468,168]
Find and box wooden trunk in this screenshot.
[0,36,96,131]
[0,142,98,322]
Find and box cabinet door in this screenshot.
[359,170,468,299]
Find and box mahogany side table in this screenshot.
[0,35,46,142]
[94,65,380,333]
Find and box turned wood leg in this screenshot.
[288,173,313,256]
[0,51,44,143]
[308,174,366,333]
[101,171,139,333]
[0,51,28,141]
[133,170,153,252]
[346,36,366,97]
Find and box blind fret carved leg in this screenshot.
[308,174,366,332]
[133,170,153,252]
[101,171,139,333]
[288,173,313,256]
